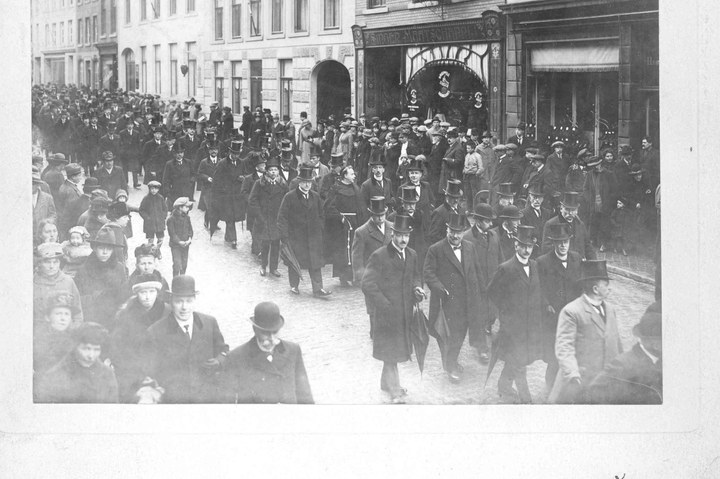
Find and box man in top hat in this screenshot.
[56,163,85,241]
[536,222,583,391]
[277,166,332,297]
[489,145,517,206]
[42,153,69,202]
[397,156,435,221]
[95,151,128,200]
[582,155,618,252]
[119,116,143,188]
[353,196,393,336]
[196,139,221,232]
[424,212,484,383]
[35,322,118,403]
[212,140,248,248]
[549,260,623,404]
[389,185,430,269]
[428,179,464,245]
[179,119,202,171]
[142,275,229,403]
[142,125,167,184]
[521,185,552,259]
[589,302,662,404]
[222,302,313,404]
[438,129,465,203]
[239,151,268,255]
[487,225,545,403]
[507,121,529,157]
[278,140,298,184]
[360,152,395,213]
[614,144,635,196]
[162,144,195,212]
[463,202,501,362]
[361,214,425,403]
[491,204,523,262]
[541,191,596,260]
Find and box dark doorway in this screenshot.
[123,49,136,92]
[315,60,351,121]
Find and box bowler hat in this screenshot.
[399,185,419,203]
[266,156,281,170]
[297,166,314,181]
[581,260,609,281]
[470,202,496,220]
[362,128,373,138]
[173,197,193,209]
[406,157,424,172]
[633,310,661,339]
[546,222,572,241]
[446,129,458,139]
[551,140,565,148]
[72,322,109,346]
[369,154,385,166]
[368,196,388,215]
[152,125,164,133]
[49,153,68,164]
[560,191,581,208]
[446,212,467,231]
[65,163,83,177]
[497,183,514,198]
[90,229,117,248]
[390,214,413,233]
[83,177,100,193]
[168,274,199,297]
[444,179,463,198]
[102,151,115,161]
[36,242,64,259]
[249,301,285,331]
[514,225,536,245]
[229,140,244,153]
[499,205,523,220]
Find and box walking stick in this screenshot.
[340,213,355,267]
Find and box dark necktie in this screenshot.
[183,325,190,338]
[593,304,606,323]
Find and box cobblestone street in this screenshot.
[126,186,656,405]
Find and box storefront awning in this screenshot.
[530,43,619,72]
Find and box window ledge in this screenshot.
[245,35,264,42]
[362,6,388,15]
[289,31,310,38]
[318,28,342,36]
[408,1,439,9]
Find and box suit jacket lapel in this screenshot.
[583,297,606,332]
[442,240,464,275]
[513,256,530,285]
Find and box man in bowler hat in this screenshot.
[222,302,314,404]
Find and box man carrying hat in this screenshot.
[277,166,332,297]
[35,322,118,403]
[95,150,128,200]
[424,212,484,383]
[548,260,623,404]
[222,302,314,404]
[362,215,425,403]
[487,225,545,403]
[162,144,195,212]
[536,222,583,391]
[588,302,662,404]
[212,140,248,248]
[428,179,464,245]
[541,191,596,260]
[360,153,395,213]
[143,275,229,403]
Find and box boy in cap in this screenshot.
[166,197,194,277]
[139,180,168,256]
[33,242,84,326]
[129,243,170,302]
[35,322,118,403]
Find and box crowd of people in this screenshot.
[30,84,661,405]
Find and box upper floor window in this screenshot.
[249,0,261,37]
[271,0,283,34]
[368,0,385,7]
[294,0,307,33]
[324,0,339,30]
[214,0,223,40]
[232,0,242,38]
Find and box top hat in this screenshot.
[369,153,385,166]
[90,228,117,248]
[329,152,344,167]
[297,166,314,181]
[581,260,609,281]
[406,157,424,172]
[390,215,413,234]
[35,242,64,260]
[633,310,662,339]
[560,191,581,208]
[83,177,100,193]
[514,225,536,245]
[249,301,285,331]
[499,204,523,220]
[527,185,545,197]
[470,202,496,220]
[399,186,419,203]
[546,222,572,241]
[585,156,602,168]
[183,119,196,128]
[497,183,514,198]
[444,179,463,198]
[229,140,244,153]
[368,196,388,215]
[551,140,565,148]
[205,131,217,141]
[446,212,467,231]
[280,139,293,151]
[168,274,199,297]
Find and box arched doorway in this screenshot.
[312,60,351,122]
[122,48,136,92]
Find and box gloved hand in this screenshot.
[202,353,227,372]
[414,287,426,302]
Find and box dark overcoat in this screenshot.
[212,158,246,222]
[196,157,220,213]
[428,202,460,245]
[360,176,395,211]
[223,339,314,404]
[361,243,422,363]
[462,226,501,325]
[397,180,435,221]
[240,171,264,231]
[387,209,430,271]
[582,169,617,216]
[143,311,229,403]
[34,353,119,403]
[162,159,195,206]
[588,343,662,404]
[352,219,392,285]
[138,191,167,234]
[277,188,325,270]
[490,225,517,263]
[119,128,143,170]
[248,175,287,241]
[74,253,130,330]
[324,181,367,273]
[541,215,597,260]
[487,256,545,365]
[141,140,167,184]
[439,140,465,190]
[95,165,128,199]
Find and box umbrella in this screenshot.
[410,304,430,374]
[429,303,451,370]
[484,321,501,387]
[279,242,303,282]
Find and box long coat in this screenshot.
[549,295,623,403]
[196,157,220,213]
[74,254,130,330]
[582,169,617,216]
[57,180,83,238]
[248,175,287,242]
[33,190,57,238]
[428,202,460,245]
[138,192,167,235]
[119,128,143,170]
[536,250,583,362]
[162,159,195,206]
[426,141,447,196]
[352,219,392,285]
[34,353,119,403]
[223,339,314,404]
[387,209,430,271]
[324,181,367,274]
[439,140,465,191]
[462,225,500,331]
[588,343,662,404]
[490,225,517,263]
[95,165,128,199]
[487,256,545,366]
[141,139,166,184]
[423,238,483,328]
[361,243,422,363]
[212,158,246,222]
[397,180,435,221]
[277,188,325,270]
[541,215,597,260]
[144,311,229,403]
[546,152,569,194]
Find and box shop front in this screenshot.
[352,10,504,134]
[502,0,659,152]
[96,41,118,91]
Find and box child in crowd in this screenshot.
[166,197,193,277]
[99,201,131,266]
[463,142,484,211]
[139,180,167,259]
[610,196,634,256]
[128,244,169,303]
[114,189,136,240]
[33,292,77,374]
[61,225,92,278]
[33,242,84,326]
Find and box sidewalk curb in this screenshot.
[608,264,655,286]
